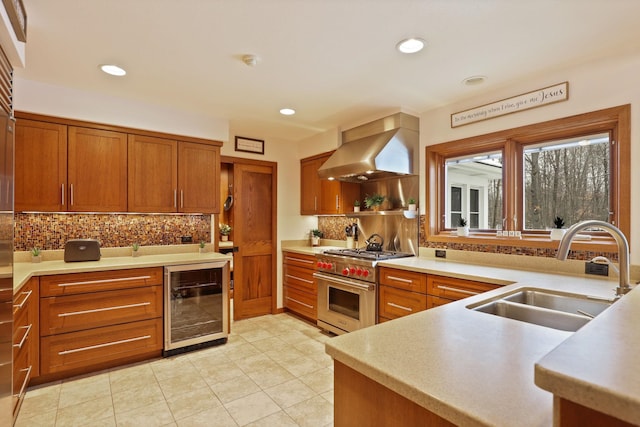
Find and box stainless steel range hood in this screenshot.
[317,112,419,182]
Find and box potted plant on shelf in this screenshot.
[132,243,140,257]
[31,247,42,263]
[364,194,385,211]
[456,218,469,237]
[311,229,323,246]
[407,198,417,212]
[550,216,566,240]
[199,241,206,253]
[219,224,232,241]
[354,199,361,212]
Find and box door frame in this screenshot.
[221,155,278,316]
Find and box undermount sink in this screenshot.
[468,288,614,332]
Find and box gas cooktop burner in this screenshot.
[323,248,414,261]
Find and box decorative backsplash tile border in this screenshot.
[15,213,211,251]
[318,215,617,261]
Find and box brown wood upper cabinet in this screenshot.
[128,136,219,213]
[15,119,128,212]
[15,114,221,214]
[300,151,359,215]
[15,119,67,211]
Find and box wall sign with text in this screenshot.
[451,82,569,128]
[234,136,265,154]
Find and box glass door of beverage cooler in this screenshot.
[164,261,229,356]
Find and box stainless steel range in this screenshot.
[315,248,414,335]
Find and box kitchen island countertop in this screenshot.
[325,255,638,426]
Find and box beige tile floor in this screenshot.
[16,313,335,427]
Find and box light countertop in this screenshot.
[324,255,636,426]
[14,252,231,292]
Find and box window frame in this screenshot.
[426,104,630,249]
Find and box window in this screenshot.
[426,105,630,243]
[523,133,610,230]
[445,152,502,229]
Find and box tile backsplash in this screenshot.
[317,215,617,261]
[15,213,211,251]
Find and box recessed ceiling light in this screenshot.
[100,64,126,76]
[280,108,296,116]
[462,75,487,86]
[396,38,425,54]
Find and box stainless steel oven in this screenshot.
[315,249,413,335]
[315,271,376,335]
[164,261,229,356]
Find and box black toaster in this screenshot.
[64,239,101,262]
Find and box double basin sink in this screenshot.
[468,288,614,332]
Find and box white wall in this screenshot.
[14,78,229,141]
[419,51,640,263]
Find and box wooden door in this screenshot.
[67,126,127,212]
[178,141,219,213]
[128,135,178,212]
[14,119,67,211]
[233,161,277,320]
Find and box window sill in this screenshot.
[428,232,618,252]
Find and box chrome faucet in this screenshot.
[556,220,631,298]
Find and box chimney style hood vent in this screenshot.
[317,113,419,183]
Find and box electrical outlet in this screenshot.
[435,249,446,258]
[181,236,193,243]
[585,261,608,277]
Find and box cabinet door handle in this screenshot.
[61,184,65,206]
[285,256,314,264]
[436,285,481,296]
[70,183,74,206]
[387,302,413,312]
[174,189,177,208]
[13,366,32,399]
[57,275,152,287]
[286,296,314,309]
[58,301,151,317]
[314,196,317,212]
[13,324,32,349]
[285,274,314,284]
[387,275,413,284]
[13,290,32,309]
[58,335,151,355]
[180,190,184,208]
[336,195,339,211]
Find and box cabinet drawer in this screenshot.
[13,305,33,359]
[41,318,162,375]
[379,285,427,320]
[427,275,500,301]
[284,264,316,293]
[283,252,317,269]
[379,267,427,293]
[13,341,31,406]
[427,295,454,309]
[40,267,163,297]
[40,285,162,336]
[284,286,317,320]
[13,286,34,318]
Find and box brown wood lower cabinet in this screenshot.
[283,251,317,321]
[37,267,164,382]
[378,267,501,322]
[41,319,162,375]
[12,277,39,417]
[334,361,455,426]
[378,285,427,321]
[426,275,501,307]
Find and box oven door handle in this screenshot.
[313,272,374,291]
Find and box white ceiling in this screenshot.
[16,0,640,142]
